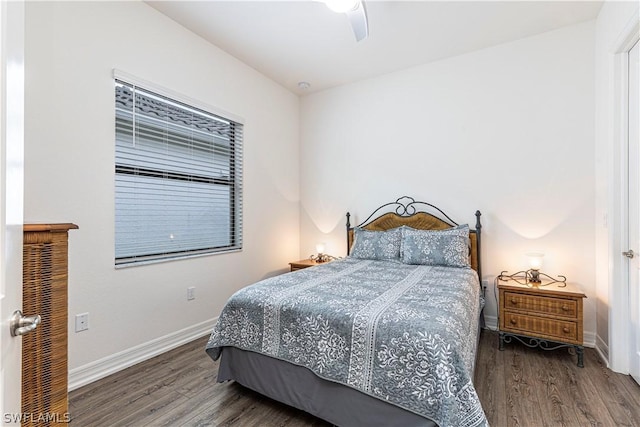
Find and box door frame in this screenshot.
[609,13,640,374]
[0,0,25,419]
[628,39,640,383]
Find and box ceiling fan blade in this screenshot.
[346,1,368,42]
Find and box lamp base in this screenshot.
[529,269,541,283]
[310,253,337,263]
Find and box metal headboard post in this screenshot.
[475,210,482,281]
[346,212,351,256]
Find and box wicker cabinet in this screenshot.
[498,279,586,367]
[22,224,77,426]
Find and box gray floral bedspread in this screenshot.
[206,258,488,427]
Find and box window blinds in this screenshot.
[115,79,243,265]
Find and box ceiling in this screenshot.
[147,1,603,95]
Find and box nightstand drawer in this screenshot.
[503,312,579,343]
[503,291,578,318]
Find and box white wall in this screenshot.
[300,21,597,342]
[24,1,299,385]
[594,0,639,370]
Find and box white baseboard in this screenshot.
[483,314,498,331]
[583,331,596,348]
[68,317,217,391]
[595,334,610,366]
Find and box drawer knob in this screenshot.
[561,305,569,311]
[510,318,517,325]
[510,298,518,304]
[563,327,570,333]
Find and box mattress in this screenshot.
[206,258,487,427]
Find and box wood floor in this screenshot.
[68,330,640,426]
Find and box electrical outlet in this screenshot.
[75,313,89,332]
[187,286,196,301]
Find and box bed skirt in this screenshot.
[217,346,437,427]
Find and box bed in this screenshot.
[206,196,487,427]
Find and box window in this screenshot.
[114,75,243,266]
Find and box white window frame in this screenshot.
[113,70,244,267]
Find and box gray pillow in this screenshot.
[401,225,470,267]
[350,227,402,260]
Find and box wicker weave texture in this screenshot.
[503,312,579,343]
[22,225,76,427]
[503,291,578,318]
[498,285,584,346]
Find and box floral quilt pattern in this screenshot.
[206,258,488,427]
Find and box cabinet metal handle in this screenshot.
[623,249,635,259]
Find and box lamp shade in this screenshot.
[316,243,326,254]
[526,252,544,270]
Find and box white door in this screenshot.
[629,39,640,385]
[0,0,25,420]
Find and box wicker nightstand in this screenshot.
[497,278,586,367]
[289,259,323,272]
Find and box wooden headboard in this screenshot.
[346,196,482,279]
